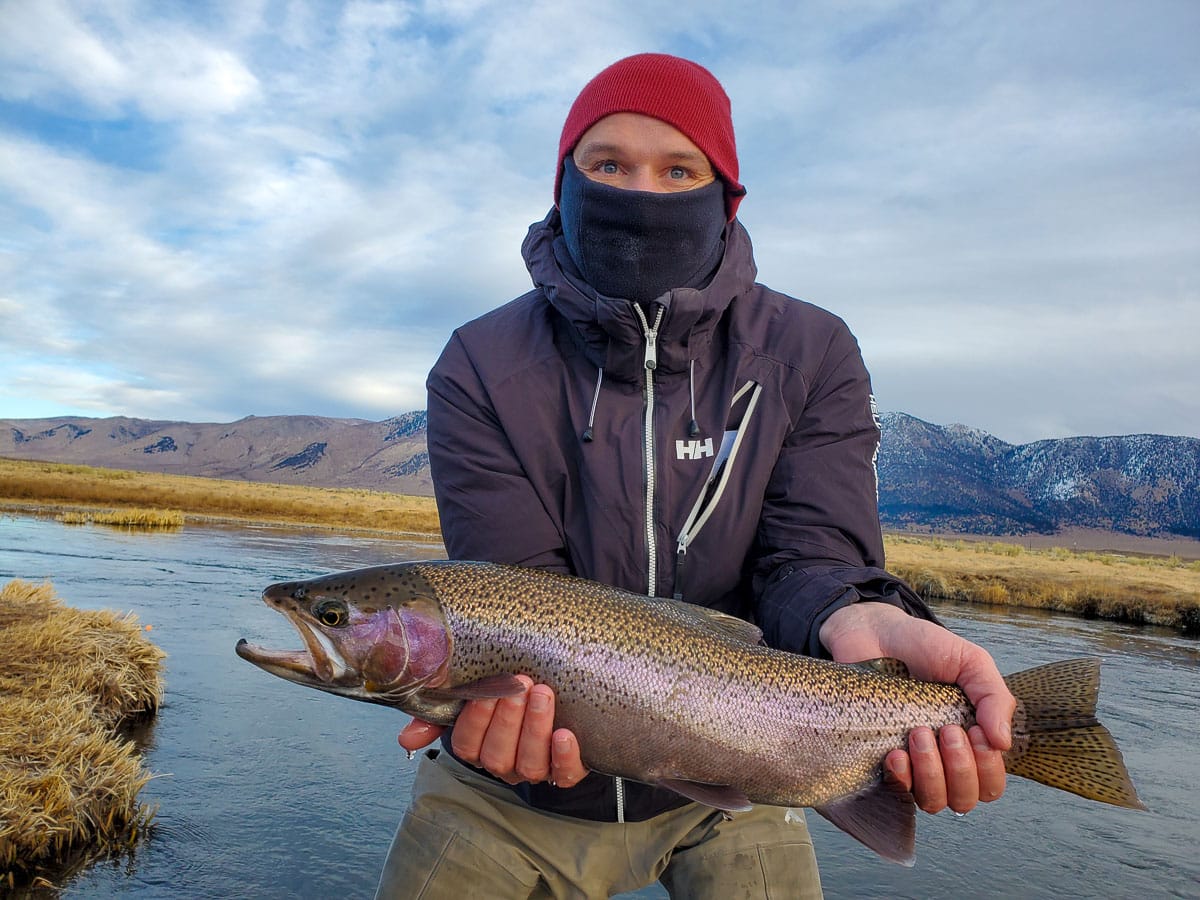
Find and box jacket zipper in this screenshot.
[623,302,663,825]
[632,303,664,596]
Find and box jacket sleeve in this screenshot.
[426,331,570,572]
[751,326,937,656]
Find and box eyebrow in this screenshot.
[574,141,710,165]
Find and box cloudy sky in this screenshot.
[1,1,1196,444]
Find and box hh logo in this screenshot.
[676,438,714,460]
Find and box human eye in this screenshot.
[668,165,688,180]
[599,160,620,175]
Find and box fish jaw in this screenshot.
[235,604,370,688]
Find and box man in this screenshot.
[376,53,1014,898]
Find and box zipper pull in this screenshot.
[641,306,663,370]
[644,334,658,370]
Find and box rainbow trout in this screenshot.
[235,560,1144,864]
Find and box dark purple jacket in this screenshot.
[426,209,935,821]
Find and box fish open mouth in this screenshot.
[236,613,356,686]
[235,639,323,682]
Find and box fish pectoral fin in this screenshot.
[851,657,911,679]
[814,781,916,867]
[656,777,753,813]
[423,674,527,700]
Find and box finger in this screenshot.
[449,698,500,766]
[908,726,948,814]
[939,725,980,813]
[477,676,534,783]
[398,718,444,753]
[969,725,1008,803]
[513,685,555,783]
[973,688,1016,752]
[883,749,912,794]
[956,648,1016,752]
[550,728,588,789]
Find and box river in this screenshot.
[1,514,1195,899]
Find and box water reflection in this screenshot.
[940,597,1200,665]
[0,514,1195,899]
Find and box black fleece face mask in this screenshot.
[559,157,727,302]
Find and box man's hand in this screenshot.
[397,675,589,788]
[819,602,1015,814]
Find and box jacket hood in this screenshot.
[521,208,759,382]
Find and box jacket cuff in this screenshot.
[805,588,866,659]
[756,564,941,658]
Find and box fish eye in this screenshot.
[314,601,348,628]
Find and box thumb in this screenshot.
[399,718,444,752]
[957,652,1015,752]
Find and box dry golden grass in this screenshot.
[0,457,440,536]
[5,456,1197,633]
[58,508,185,529]
[0,580,165,888]
[886,535,1200,634]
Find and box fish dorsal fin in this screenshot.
[654,598,763,645]
[814,781,917,866]
[853,657,911,679]
[422,673,526,701]
[657,777,753,813]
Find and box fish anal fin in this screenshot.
[423,673,526,701]
[815,781,916,867]
[852,657,911,679]
[657,777,753,812]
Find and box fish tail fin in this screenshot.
[1003,658,1146,810]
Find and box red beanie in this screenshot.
[556,53,746,220]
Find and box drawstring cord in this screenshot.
[584,361,699,442]
[688,359,700,437]
[582,367,604,442]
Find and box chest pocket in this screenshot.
[672,380,763,599]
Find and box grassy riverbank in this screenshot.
[0,457,440,536]
[886,535,1200,634]
[3,456,1198,633]
[0,580,164,889]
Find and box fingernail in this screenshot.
[911,729,935,753]
[941,727,964,749]
[529,691,549,713]
[1000,721,1012,746]
[553,733,571,752]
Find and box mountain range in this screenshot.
[3,411,1198,540]
[876,412,1199,539]
[0,411,432,497]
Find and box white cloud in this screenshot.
[0,0,259,118]
[0,0,1196,442]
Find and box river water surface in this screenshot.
[1,514,1196,899]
